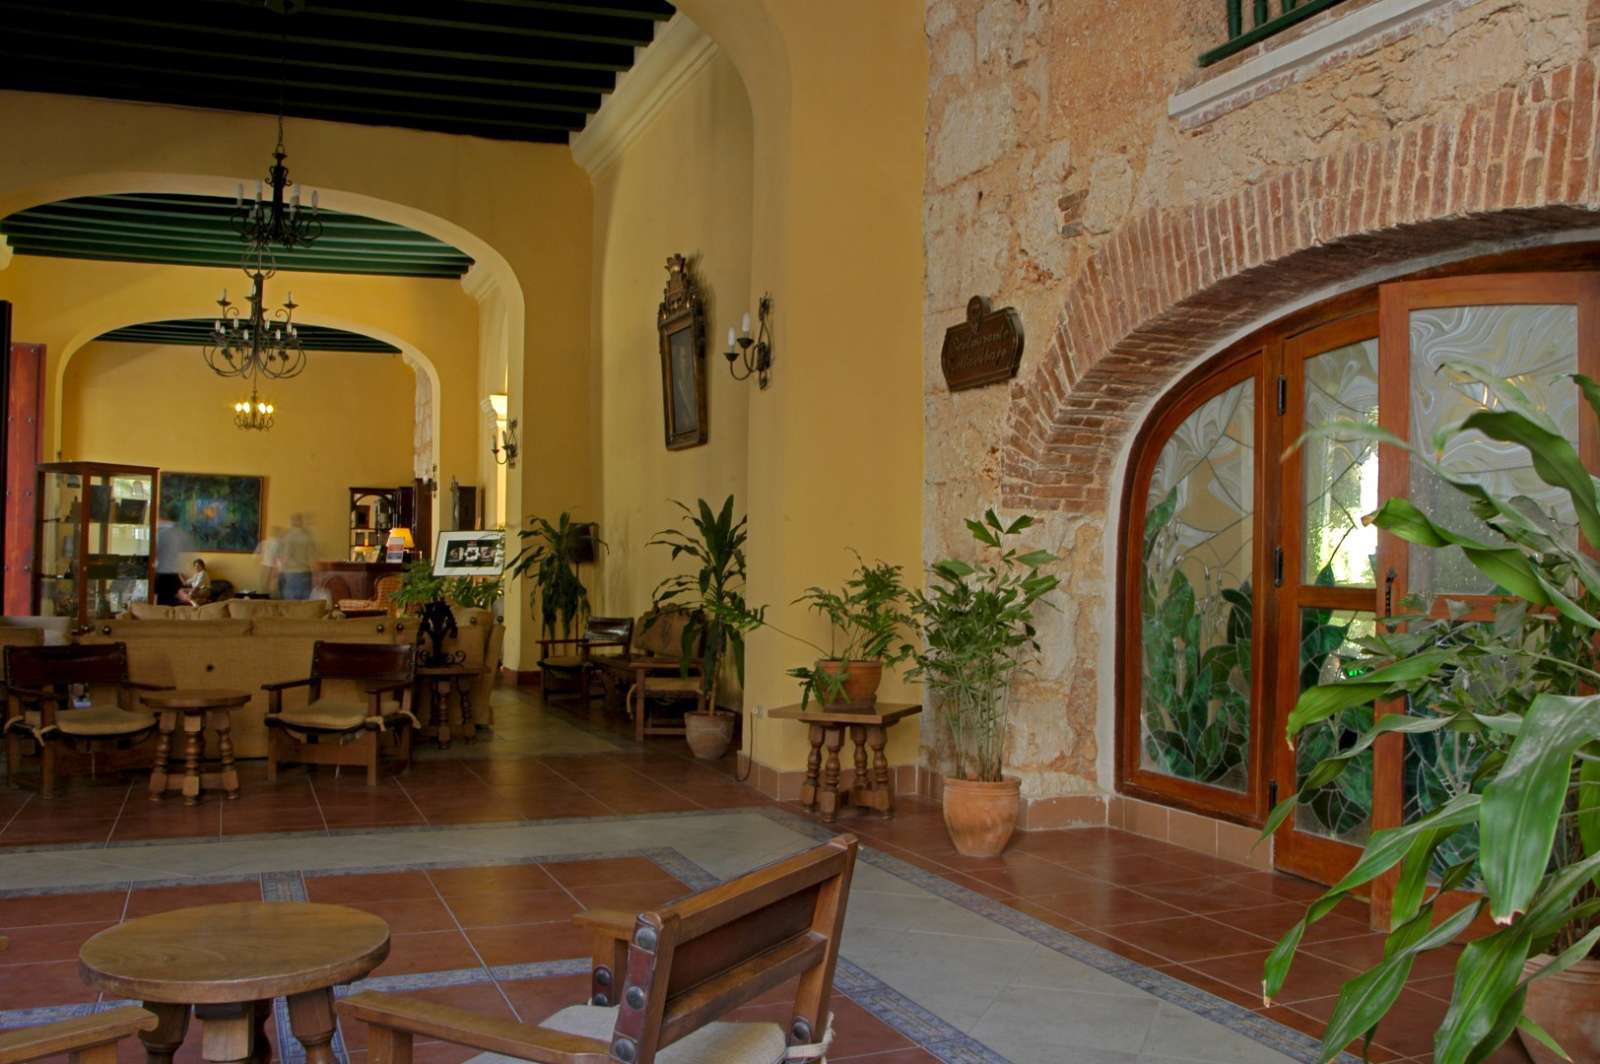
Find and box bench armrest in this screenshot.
[260,677,314,692]
[570,909,634,939]
[121,680,175,692]
[338,993,609,1064]
[0,1006,157,1064]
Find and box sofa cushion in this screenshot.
[0,616,71,645]
[90,619,255,639]
[129,601,231,621]
[273,698,370,732]
[468,1005,785,1064]
[636,609,695,657]
[227,599,330,621]
[251,617,397,639]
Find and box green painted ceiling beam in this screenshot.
[2,235,467,271]
[98,318,400,354]
[10,247,468,279]
[2,219,466,257]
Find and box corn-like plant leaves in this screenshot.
[1459,409,1600,550]
[1480,693,1600,923]
[1516,1013,1571,1063]
[1580,756,1600,860]
[1434,921,1534,1064]
[1284,649,1453,742]
[1299,713,1458,793]
[1316,900,1482,1064]
[1522,850,1600,942]
[1262,893,1351,1004]
[1464,986,1527,1064]
[1522,924,1600,994]
[1390,817,1472,931]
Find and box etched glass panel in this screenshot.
[1409,305,1579,595]
[1295,610,1375,845]
[1141,379,1254,792]
[1403,688,1485,883]
[1303,338,1380,586]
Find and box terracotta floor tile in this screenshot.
[1,959,99,1007]
[1060,926,1172,968]
[1024,883,1189,928]
[444,889,582,929]
[1095,915,1276,965]
[304,871,437,903]
[124,881,262,917]
[1305,933,1464,982]
[541,857,676,888]
[335,895,457,934]
[1152,963,1262,1010]
[1131,875,1283,915]
[0,890,126,927]
[497,973,592,1024]
[0,920,115,965]
[1064,851,1220,886]
[1190,947,1361,1004]
[465,920,590,966]
[1207,900,1371,944]
[427,865,558,897]
[373,930,482,977]
[964,861,1099,897]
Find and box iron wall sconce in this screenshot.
[725,294,773,389]
[492,419,519,467]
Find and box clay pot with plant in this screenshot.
[786,556,914,712]
[650,496,766,761]
[1261,366,1600,1064]
[907,511,1059,858]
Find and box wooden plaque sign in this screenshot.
[941,295,1024,392]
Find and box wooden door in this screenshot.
[4,340,44,616]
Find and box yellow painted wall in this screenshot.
[590,52,754,631]
[62,342,414,589]
[0,91,594,669]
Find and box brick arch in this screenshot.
[1003,59,1600,516]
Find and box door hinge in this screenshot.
[1269,779,1279,806]
[1273,546,1285,587]
[1276,375,1287,415]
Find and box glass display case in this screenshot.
[35,462,158,625]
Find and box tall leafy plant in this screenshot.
[786,555,914,707]
[508,513,601,641]
[1263,367,1600,1064]
[906,511,1059,782]
[650,497,766,710]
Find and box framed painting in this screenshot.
[433,530,506,577]
[657,253,708,450]
[158,473,264,553]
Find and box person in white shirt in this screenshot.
[176,559,211,606]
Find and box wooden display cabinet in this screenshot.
[34,461,158,626]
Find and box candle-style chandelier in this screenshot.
[233,379,276,431]
[233,114,322,253]
[203,271,307,380]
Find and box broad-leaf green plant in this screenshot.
[650,496,766,712]
[906,511,1060,783]
[1262,365,1600,1064]
[786,555,914,708]
[389,559,448,610]
[508,513,602,641]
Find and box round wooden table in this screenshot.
[140,688,251,805]
[80,902,390,1064]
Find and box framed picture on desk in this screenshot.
[433,530,505,577]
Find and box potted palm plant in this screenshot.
[1263,368,1600,1064]
[507,513,601,641]
[650,496,766,760]
[907,511,1059,857]
[786,556,914,710]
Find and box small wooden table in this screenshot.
[414,665,477,748]
[769,702,922,822]
[79,902,390,1064]
[140,689,252,805]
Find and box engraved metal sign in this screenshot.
[940,295,1024,392]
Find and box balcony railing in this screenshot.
[1201,0,1352,67]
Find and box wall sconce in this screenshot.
[724,294,773,389]
[482,393,518,468]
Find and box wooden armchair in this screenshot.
[0,937,156,1064]
[340,834,859,1064]
[539,616,634,706]
[2,643,169,798]
[263,641,418,785]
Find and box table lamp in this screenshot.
[385,527,415,563]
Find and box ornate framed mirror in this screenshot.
[657,254,708,450]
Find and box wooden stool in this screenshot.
[769,702,922,822]
[80,902,389,1064]
[414,665,477,747]
[140,689,251,806]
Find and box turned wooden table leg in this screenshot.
[433,679,452,748]
[195,1002,255,1064]
[850,724,868,792]
[801,723,823,810]
[138,1001,190,1064]
[181,712,204,806]
[869,724,893,817]
[148,711,176,801]
[212,708,240,799]
[250,1000,272,1064]
[818,726,846,823]
[287,987,338,1064]
[457,677,476,741]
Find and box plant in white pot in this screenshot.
[786,556,914,711]
[1263,367,1600,1063]
[907,511,1059,857]
[650,496,766,760]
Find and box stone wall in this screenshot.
[922,0,1600,806]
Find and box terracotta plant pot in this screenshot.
[813,659,882,712]
[684,711,736,761]
[941,776,1021,857]
[1518,954,1600,1064]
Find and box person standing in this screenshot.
[277,514,315,600]
[256,526,285,596]
[153,512,192,606]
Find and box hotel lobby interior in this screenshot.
[1,2,1598,1063]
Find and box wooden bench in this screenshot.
[0,936,156,1064]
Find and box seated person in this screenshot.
[176,558,211,606]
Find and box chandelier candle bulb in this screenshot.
[740,311,751,337]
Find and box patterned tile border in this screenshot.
[0,806,1362,1064]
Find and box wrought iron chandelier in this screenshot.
[233,379,276,431]
[203,271,307,379]
[233,114,322,254]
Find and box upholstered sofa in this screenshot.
[62,604,504,759]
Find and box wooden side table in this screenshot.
[79,902,390,1064]
[768,702,922,822]
[140,689,252,806]
[414,665,477,748]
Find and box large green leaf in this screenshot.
[1580,755,1600,861]
[1460,409,1600,551]
[1285,649,1453,741]
[1434,922,1534,1063]
[1480,693,1600,923]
